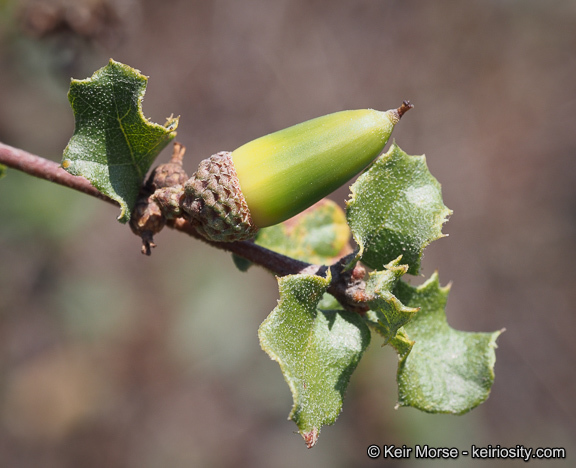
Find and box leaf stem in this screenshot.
[0,140,367,313]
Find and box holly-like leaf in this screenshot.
[346,143,451,274]
[393,273,502,414]
[259,273,370,447]
[388,327,415,360]
[363,257,419,345]
[62,59,178,223]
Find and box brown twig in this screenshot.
[0,142,116,203]
[0,140,368,313]
[168,217,311,276]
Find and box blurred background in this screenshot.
[1,0,575,466]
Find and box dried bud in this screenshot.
[153,185,185,219]
[130,142,189,252]
[146,141,189,190]
[129,193,166,255]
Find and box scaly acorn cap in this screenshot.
[181,102,412,242]
[231,102,412,228]
[182,151,258,242]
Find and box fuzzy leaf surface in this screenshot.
[394,274,502,414]
[259,273,370,447]
[363,257,419,345]
[62,59,178,222]
[346,143,451,274]
[388,328,415,360]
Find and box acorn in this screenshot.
[181,102,412,242]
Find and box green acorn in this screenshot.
[181,101,412,242]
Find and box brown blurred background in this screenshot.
[1,0,575,466]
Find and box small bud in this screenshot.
[130,142,188,253]
[129,194,166,255]
[147,141,189,191]
[154,185,186,219]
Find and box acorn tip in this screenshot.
[397,100,414,118]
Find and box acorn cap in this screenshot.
[181,151,258,242]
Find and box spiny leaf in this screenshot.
[388,328,415,360]
[363,257,419,345]
[346,143,451,274]
[259,273,370,447]
[62,59,178,223]
[393,273,502,414]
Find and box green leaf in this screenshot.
[233,199,351,272]
[346,143,451,274]
[388,327,415,360]
[0,164,6,180]
[317,292,343,311]
[394,273,502,414]
[363,257,419,345]
[259,273,370,447]
[256,199,351,264]
[62,59,178,223]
